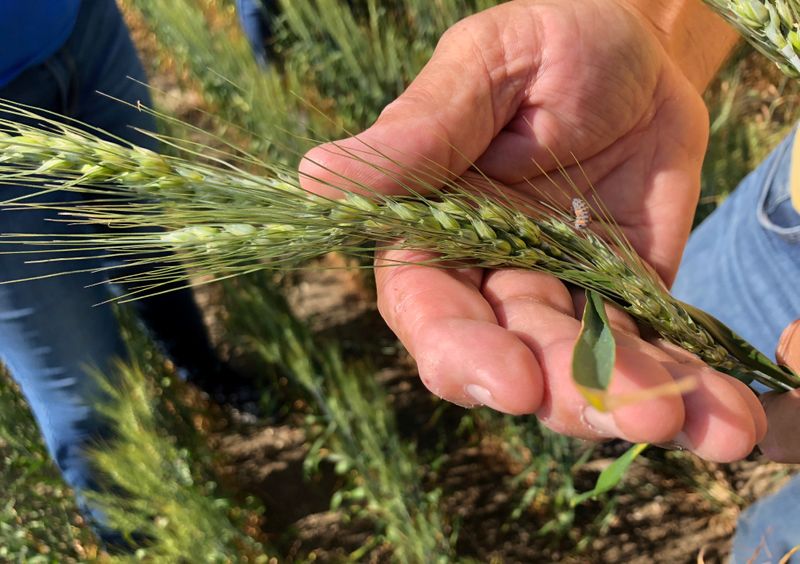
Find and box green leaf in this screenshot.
[572,289,616,409]
[331,490,345,510]
[571,443,648,506]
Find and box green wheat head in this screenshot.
[0,101,797,391]
[705,0,800,76]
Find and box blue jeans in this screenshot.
[235,0,276,67]
[673,131,800,559]
[0,0,222,545]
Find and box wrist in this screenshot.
[617,0,740,92]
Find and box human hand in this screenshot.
[758,321,800,463]
[300,0,762,462]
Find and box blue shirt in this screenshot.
[0,1,82,87]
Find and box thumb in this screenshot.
[298,8,533,198]
[758,320,800,463]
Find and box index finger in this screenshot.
[376,248,544,414]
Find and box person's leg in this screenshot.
[0,15,137,545]
[673,131,800,358]
[236,0,275,67]
[0,0,241,546]
[61,0,243,397]
[730,476,800,563]
[672,130,800,560]
[0,191,128,541]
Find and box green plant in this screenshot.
[86,313,272,562]
[705,0,800,77]
[224,275,456,561]
[490,414,596,539]
[7,1,797,560]
[275,0,499,130]
[0,368,103,562]
[124,0,501,165]
[0,103,796,392]
[125,0,317,161]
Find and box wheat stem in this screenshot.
[0,105,798,391]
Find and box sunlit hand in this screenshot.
[300,0,764,462]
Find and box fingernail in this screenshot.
[464,384,494,408]
[673,431,692,450]
[777,319,800,369]
[581,406,622,438]
[657,431,693,452]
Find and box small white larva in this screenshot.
[571,197,591,230]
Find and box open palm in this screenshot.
[301,0,765,462]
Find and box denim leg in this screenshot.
[0,6,133,541]
[236,0,276,67]
[0,189,125,498]
[673,132,800,360]
[63,0,160,150]
[59,0,226,390]
[730,476,800,563]
[673,131,800,560]
[0,0,222,545]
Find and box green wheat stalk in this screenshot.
[224,277,455,561]
[0,101,797,392]
[88,360,271,562]
[123,0,501,164]
[124,0,320,161]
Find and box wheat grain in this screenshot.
[705,0,800,77]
